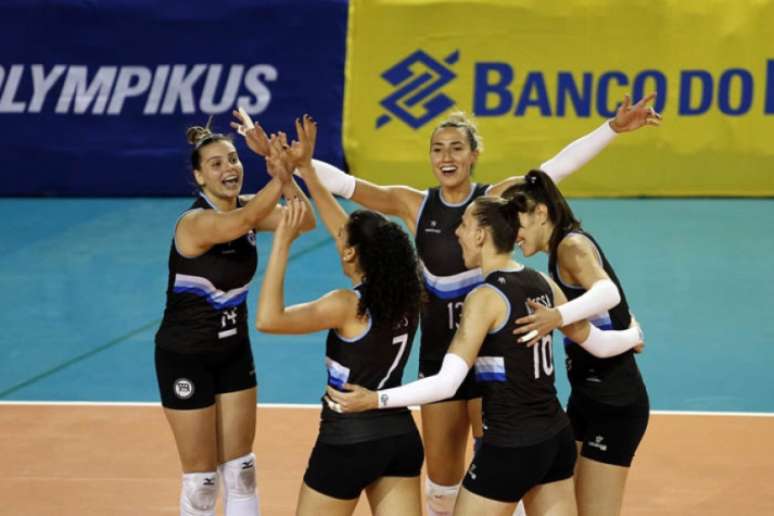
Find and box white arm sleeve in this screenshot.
[294,159,356,199]
[556,279,620,326]
[540,120,618,184]
[377,353,469,409]
[579,324,641,358]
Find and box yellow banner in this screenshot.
[343,0,774,196]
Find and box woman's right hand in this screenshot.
[231,106,271,157]
[274,198,307,245]
[324,383,379,413]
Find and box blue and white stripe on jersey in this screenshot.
[421,262,484,300]
[474,356,507,382]
[172,274,249,309]
[326,357,351,389]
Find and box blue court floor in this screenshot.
[1,198,772,411]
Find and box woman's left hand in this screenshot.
[513,299,562,347]
[325,383,378,413]
[610,92,662,133]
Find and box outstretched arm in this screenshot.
[256,199,352,334]
[539,92,661,183]
[298,159,425,234]
[231,107,425,233]
[488,93,662,196]
[293,117,350,245]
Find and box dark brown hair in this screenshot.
[470,196,520,253]
[185,117,232,171]
[503,169,581,256]
[346,210,422,326]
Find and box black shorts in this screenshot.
[419,358,481,402]
[303,429,424,500]
[154,340,257,410]
[462,425,576,503]
[566,389,649,467]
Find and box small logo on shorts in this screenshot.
[173,378,195,399]
[247,231,256,246]
[467,463,477,480]
[588,435,608,452]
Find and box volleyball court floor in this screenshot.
[1,198,772,515]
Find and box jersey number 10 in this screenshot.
[533,335,555,380]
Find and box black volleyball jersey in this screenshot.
[472,267,569,447]
[415,184,490,361]
[319,286,419,445]
[155,194,258,354]
[549,230,646,405]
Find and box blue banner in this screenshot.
[0,0,348,195]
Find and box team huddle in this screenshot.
[155,97,660,516]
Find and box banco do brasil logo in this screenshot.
[377,50,459,129]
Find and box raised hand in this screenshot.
[610,93,662,133]
[274,197,307,245]
[231,106,271,156]
[287,114,318,170]
[265,135,292,184]
[513,299,561,347]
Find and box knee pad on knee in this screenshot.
[220,452,257,498]
[181,471,218,516]
[425,477,460,515]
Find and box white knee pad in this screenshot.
[425,478,460,516]
[180,472,218,516]
[219,452,260,516]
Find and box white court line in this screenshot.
[0,401,317,409]
[0,401,773,417]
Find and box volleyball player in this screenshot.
[255,116,425,516]
[154,116,315,516]
[506,170,649,516]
